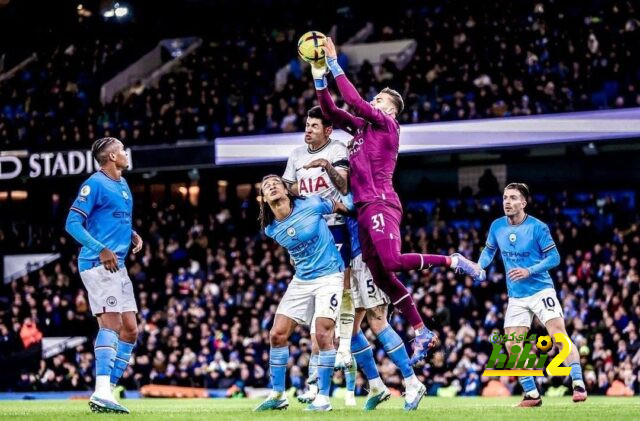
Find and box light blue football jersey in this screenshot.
[70,170,133,271]
[485,214,557,298]
[265,196,344,280]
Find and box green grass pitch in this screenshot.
[0,396,638,421]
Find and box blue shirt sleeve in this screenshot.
[339,193,355,212]
[485,221,498,250]
[65,210,106,254]
[264,224,274,238]
[536,221,556,253]
[70,178,100,218]
[310,195,334,215]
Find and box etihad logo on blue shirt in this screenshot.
[502,251,531,258]
[289,235,320,258]
[112,211,131,219]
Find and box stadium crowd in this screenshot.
[1,1,639,148]
[1,187,638,397]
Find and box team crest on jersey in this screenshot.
[286,227,296,237]
[509,233,517,243]
[80,185,91,196]
[122,191,129,200]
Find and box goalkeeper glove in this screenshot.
[311,62,328,89]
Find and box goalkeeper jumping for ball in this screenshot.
[312,38,485,374]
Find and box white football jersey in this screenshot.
[282,138,349,226]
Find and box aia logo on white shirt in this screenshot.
[299,176,329,195]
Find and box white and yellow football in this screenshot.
[297,31,326,64]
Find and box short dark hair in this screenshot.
[91,137,119,165]
[505,182,530,200]
[381,87,404,115]
[307,106,332,128]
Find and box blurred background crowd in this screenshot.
[2,186,638,396]
[0,0,638,399]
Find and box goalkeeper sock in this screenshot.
[339,289,355,351]
[318,349,337,397]
[269,346,289,393]
[110,339,135,387]
[377,325,414,379]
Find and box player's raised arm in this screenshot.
[313,64,364,135]
[323,37,390,127]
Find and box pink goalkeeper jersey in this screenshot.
[317,74,401,207]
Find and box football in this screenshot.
[297,30,326,64]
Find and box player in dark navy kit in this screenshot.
[65,137,142,414]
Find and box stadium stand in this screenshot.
[1,1,638,148]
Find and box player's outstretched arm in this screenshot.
[478,245,497,269]
[323,37,387,126]
[313,63,363,135]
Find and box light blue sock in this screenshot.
[318,349,337,397]
[269,346,289,392]
[110,339,135,386]
[519,376,537,394]
[95,328,118,377]
[345,355,357,392]
[377,325,413,379]
[569,362,584,383]
[351,330,381,381]
[309,353,319,382]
